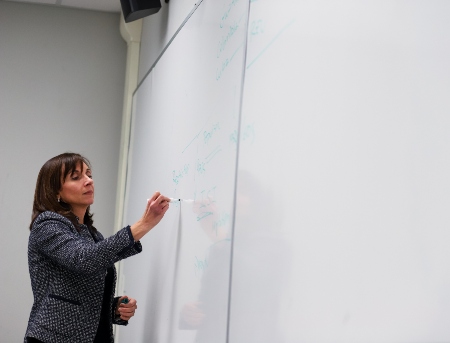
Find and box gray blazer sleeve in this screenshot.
[95,226,142,264]
[30,213,140,275]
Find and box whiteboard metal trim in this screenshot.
[225,1,251,341]
[134,0,204,95]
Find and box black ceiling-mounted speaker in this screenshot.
[120,0,162,23]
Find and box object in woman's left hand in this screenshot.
[116,296,138,321]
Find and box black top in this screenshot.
[94,266,115,342]
[89,226,116,343]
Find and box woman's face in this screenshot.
[58,162,94,213]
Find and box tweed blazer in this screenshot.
[24,211,142,343]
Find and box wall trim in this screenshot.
[114,14,142,342]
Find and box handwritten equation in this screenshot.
[216,0,247,81]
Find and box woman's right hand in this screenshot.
[130,191,170,241]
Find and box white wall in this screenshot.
[0,2,126,341]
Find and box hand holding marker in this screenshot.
[116,296,136,323]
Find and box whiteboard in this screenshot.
[119,1,248,342]
[230,1,450,342]
[121,1,450,342]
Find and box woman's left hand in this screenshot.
[116,296,137,321]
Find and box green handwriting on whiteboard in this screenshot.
[229,124,255,145]
[217,13,246,59]
[213,212,231,236]
[220,0,240,28]
[218,21,239,58]
[172,164,190,185]
[203,122,220,144]
[194,255,208,278]
[250,19,265,36]
[216,43,244,81]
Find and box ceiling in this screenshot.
[5,0,122,13]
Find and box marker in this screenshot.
[169,197,194,203]
[121,298,129,304]
[148,197,194,203]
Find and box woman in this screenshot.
[24,153,170,342]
